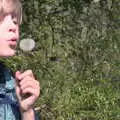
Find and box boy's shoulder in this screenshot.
[0,62,21,120]
[0,61,16,93]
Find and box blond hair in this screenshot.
[0,0,22,25]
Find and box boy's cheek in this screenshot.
[0,45,16,57]
[17,28,20,39]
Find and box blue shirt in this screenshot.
[0,63,39,120]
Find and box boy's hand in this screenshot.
[15,70,40,112]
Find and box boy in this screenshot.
[0,0,40,120]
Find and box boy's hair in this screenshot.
[0,0,22,25]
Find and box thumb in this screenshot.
[15,71,22,100]
[15,70,21,87]
[15,70,21,80]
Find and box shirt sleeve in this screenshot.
[34,109,40,120]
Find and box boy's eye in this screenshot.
[12,15,18,24]
[13,18,18,24]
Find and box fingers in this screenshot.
[15,69,40,112]
[20,77,40,96]
[16,69,34,80]
[20,81,40,101]
[15,69,40,100]
[19,76,34,87]
[22,87,39,97]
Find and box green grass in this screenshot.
[36,74,120,120]
[3,55,120,120]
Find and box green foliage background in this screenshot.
[4,0,120,119]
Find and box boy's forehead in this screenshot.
[2,0,17,13]
[0,0,22,24]
[0,0,20,14]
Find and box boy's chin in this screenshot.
[0,50,16,57]
[7,50,16,57]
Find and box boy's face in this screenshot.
[0,13,19,57]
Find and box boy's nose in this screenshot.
[8,21,17,33]
[9,27,16,33]
[6,15,17,33]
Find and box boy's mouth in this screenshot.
[7,38,18,50]
[8,38,18,46]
